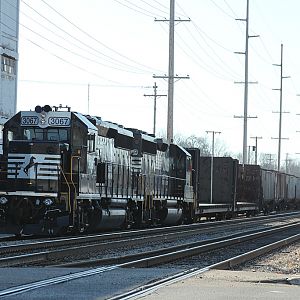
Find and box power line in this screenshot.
[19,79,152,88]
[173,28,235,82]
[223,0,239,18]
[210,0,235,19]
[152,0,169,11]
[21,0,162,74]
[17,11,146,74]
[191,21,234,53]
[19,0,158,74]
[139,0,169,16]
[20,22,147,75]
[112,0,163,18]
[175,2,194,19]
[25,39,121,84]
[181,22,241,79]
[39,0,153,70]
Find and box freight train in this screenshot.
[0,105,299,236]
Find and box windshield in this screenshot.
[23,128,69,141]
[8,127,70,142]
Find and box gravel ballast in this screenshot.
[235,241,300,274]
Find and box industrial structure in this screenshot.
[0,0,19,152]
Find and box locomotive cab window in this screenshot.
[7,130,14,142]
[21,128,69,142]
[47,129,69,141]
[3,127,20,147]
[24,128,43,140]
[88,134,95,153]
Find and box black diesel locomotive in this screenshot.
[0,105,195,235]
[0,105,299,235]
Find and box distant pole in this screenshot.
[277,44,283,172]
[272,43,290,172]
[250,136,262,165]
[234,0,259,166]
[285,153,291,173]
[144,83,167,136]
[87,83,90,115]
[265,153,275,170]
[243,0,249,167]
[247,145,252,164]
[206,131,221,204]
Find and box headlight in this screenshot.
[43,198,53,206]
[0,197,8,205]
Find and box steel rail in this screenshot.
[0,211,299,257]
[0,226,299,298]
[100,222,300,269]
[107,233,300,300]
[56,221,300,267]
[0,220,299,268]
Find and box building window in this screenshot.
[1,55,16,75]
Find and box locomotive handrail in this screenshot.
[70,155,82,225]
[58,165,71,213]
[0,160,8,188]
[154,173,187,181]
[70,156,81,196]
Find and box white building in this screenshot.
[0,0,19,153]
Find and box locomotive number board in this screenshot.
[21,116,71,127]
[48,117,71,126]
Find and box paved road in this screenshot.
[0,268,299,299]
[0,267,181,299]
[142,270,300,300]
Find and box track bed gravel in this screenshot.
[235,241,300,274]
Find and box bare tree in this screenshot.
[174,134,210,155]
[284,159,300,176]
[156,131,230,157]
[259,153,276,170]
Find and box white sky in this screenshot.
[16,0,300,162]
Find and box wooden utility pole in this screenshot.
[144,83,167,136]
[250,136,262,165]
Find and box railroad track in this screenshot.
[0,212,300,248]
[107,232,300,300]
[0,212,299,267]
[58,221,300,268]
[0,210,298,247]
[0,211,298,246]
[0,221,299,298]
